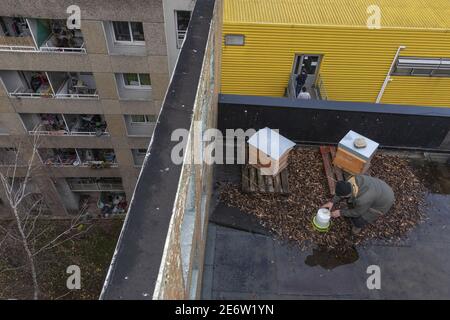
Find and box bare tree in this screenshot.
[0,130,91,299]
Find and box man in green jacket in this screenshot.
[322,175,395,234]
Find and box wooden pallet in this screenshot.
[320,146,344,196]
[241,165,289,194]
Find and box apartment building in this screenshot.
[0,0,195,216]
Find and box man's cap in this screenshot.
[335,180,352,197]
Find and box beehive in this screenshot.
[247,127,295,176]
[333,131,379,175]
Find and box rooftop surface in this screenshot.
[224,0,450,30]
[100,0,216,299]
[202,156,450,299]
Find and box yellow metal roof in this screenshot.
[224,0,450,30]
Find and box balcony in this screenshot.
[39,148,78,166]
[1,17,86,54]
[64,114,107,136]
[0,17,36,52]
[124,114,156,136]
[39,148,117,168]
[0,70,53,98]
[30,19,85,53]
[0,148,25,166]
[78,191,128,217]
[77,149,117,168]
[66,177,124,192]
[50,72,98,99]
[1,71,99,100]
[20,113,108,136]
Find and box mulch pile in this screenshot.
[219,148,427,250]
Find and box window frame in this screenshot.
[393,57,450,78]
[112,21,145,45]
[224,34,245,46]
[130,115,153,124]
[175,10,192,49]
[122,73,152,89]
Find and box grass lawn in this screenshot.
[0,218,123,300]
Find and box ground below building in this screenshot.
[0,218,123,299]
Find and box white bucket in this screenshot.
[314,208,331,230]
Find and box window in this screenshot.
[175,11,191,48]
[130,115,156,124]
[393,57,450,77]
[130,22,145,41]
[112,21,145,43]
[137,148,147,155]
[225,34,245,46]
[412,69,434,76]
[433,69,450,76]
[123,73,151,88]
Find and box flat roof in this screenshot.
[224,0,450,30]
[100,0,216,299]
[203,160,450,299]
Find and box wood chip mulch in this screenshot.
[219,148,427,250]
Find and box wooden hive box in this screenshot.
[333,130,379,175]
[247,127,296,176]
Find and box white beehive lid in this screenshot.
[338,130,379,161]
[248,127,296,160]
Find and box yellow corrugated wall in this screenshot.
[221,23,450,107]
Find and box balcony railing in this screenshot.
[315,75,328,101]
[286,73,328,100]
[43,157,118,168]
[40,147,117,168]
[40,43,86,53]
[55,92,98,99]
[68,181,124,192]
[25,114,108,137]
[39,31,86,53]
[29,129,108,136]
[286,74,297,98]
[0,35,37,52]
[29,130,68,136]
[0,44,37,52]
[8,85,53,98]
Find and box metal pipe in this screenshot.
[376,45,406,103]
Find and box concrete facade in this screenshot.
[0,0,194,217]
